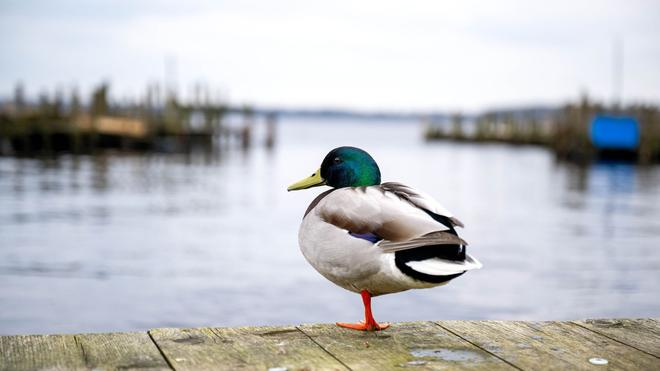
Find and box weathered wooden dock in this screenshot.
[1,319,658,370]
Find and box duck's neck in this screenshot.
[331,164,380,188]
[354,165,381,187]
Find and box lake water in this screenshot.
[1,118,659,335]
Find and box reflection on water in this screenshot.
[1,118,659,335]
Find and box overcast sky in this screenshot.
[1,0,659,112]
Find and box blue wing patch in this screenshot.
[348,232,382,244]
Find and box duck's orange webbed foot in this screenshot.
[336,290,390,331]
[336,320,390,331]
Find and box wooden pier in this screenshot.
[1,319,658,370]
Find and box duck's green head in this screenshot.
[287,146,381,191]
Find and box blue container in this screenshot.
[590,115,640,150]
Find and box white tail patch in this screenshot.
[405,254,482,276]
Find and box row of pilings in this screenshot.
[424,97,660,164]
[0,84,277,156]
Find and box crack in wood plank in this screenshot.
[433,321,524,371]
[147,330,176,371]
[73,334,90,367]
[571,318,660,359]
[295,325,352,371]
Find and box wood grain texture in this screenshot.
[298,321,516,370]
[573,318,660,358]
[0,334,86,371]
[149,325,347,371]
[75,332,171,370]
[438,320,660,370]
[2,319,659,371]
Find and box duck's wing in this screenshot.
[378,231,467,253]
[380,182,465,228]
[316,186,453,242]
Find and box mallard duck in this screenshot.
[288,146,481,331]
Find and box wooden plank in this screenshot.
[2,319,658,371]
[149,325,347,371]
[298,321,516,370]
[0,334,86,371]
[438,320,660,370]
[75,332,171,370]
[573,318,660,358]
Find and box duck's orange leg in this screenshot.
[336,290,390,331]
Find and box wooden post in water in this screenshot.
[241,105,254,150]
[265,112,277,149]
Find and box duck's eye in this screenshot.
[333,157,341,164]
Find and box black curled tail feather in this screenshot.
[394,222,468,284]
[394,254,466,283]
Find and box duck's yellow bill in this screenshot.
[287,168,325,191]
